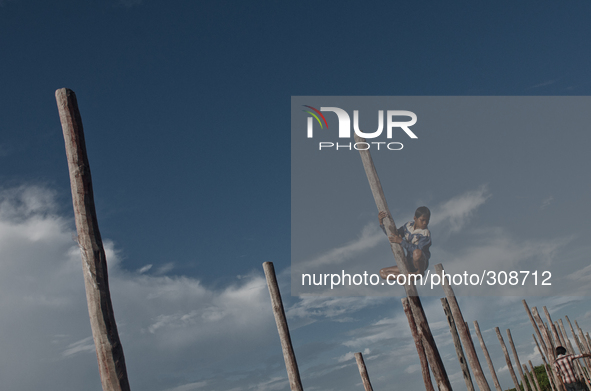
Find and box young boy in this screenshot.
[378,206,431,279]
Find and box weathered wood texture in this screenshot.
[441,298,474,391]
[528,361,543,391]
[495,327,521,391]
[354,353,374,391]
[354,134,451,391]
[474,321,503,391]
[524,300,549,361]
[56,88,131,391]
[402,298,434,391]
[523,364,539,391]
[506,329,530,391]
[532,308,564,391]
[263,262,304,391]
[435,264,490,391]
[533,335,558,391]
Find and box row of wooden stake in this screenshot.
[263,259,591,391]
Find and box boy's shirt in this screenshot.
[396,221,431,261]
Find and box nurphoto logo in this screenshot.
[303,106,418,151]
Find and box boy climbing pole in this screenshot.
[378,207,431,279]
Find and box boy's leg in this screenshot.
[412,249,428,276]
[380,266,400,280]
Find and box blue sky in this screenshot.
[2,1,591,391]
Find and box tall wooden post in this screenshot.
[528,361,544,391]
[402,298,435,391]
[435,264,490,391]
[263,262,304,391]
[532,308,564,391]
[354,353,374,391]
[523,364,539,391]
[441,298,474,391]
[354,134,451,391]
[524,300,549,361]
[474,321,503,391]
[495,327,521,391]
[533,335,558,391]
[507,329,530,391]
[56,88,131,391]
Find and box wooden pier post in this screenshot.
[533,335,558,391]
[435,264,490,391]
[495,327,521,391]
[354,134,451,391]
[473,321,503,391]
[441,298,474,391]
[523,364,539,391]
[528,361,543,391]
[56,88,131,391]
[524,300,549,361]
[263,262,304,391]
[506,329,530,391]
[354,353,374,391]
[402,298,435,391]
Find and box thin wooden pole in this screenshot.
[524,300,549,361]
[263,262,304,391]
[558,320,575,355]
[533,308,565,391]
[354,353,374,391]
[56,88,130,391]
[528,361,544,391]
[523,364,539,391]
[532,307,555,359]
[543,307,561,348]
[402,298,435,391]
[555,322,566,349]
[473,321,503,391]
[435,264,490,391]
[441,298,474,391]
[507,329,530,391]
[495,327,521,391]
[354,134,451,391]
[533,335,558,391]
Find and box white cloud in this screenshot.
[540,196,554,210]
[0,185,279,391]
[163,381,208,391]
[430,185,490,233]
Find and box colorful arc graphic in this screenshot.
[302,105,328,129]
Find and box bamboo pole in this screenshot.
[354,353,374,391]
[495,327,521,391]
[56,88,131,391]
[528,361,544,391]
[354,134,451,391]
[263,262,304,391]
[435,264,490,391]
[402,298,434,391]
[473,321,503,391]
[441,298,475,391]
[507,329,530,391]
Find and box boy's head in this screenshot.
[413,206,430,230]
[556,346,567,356]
